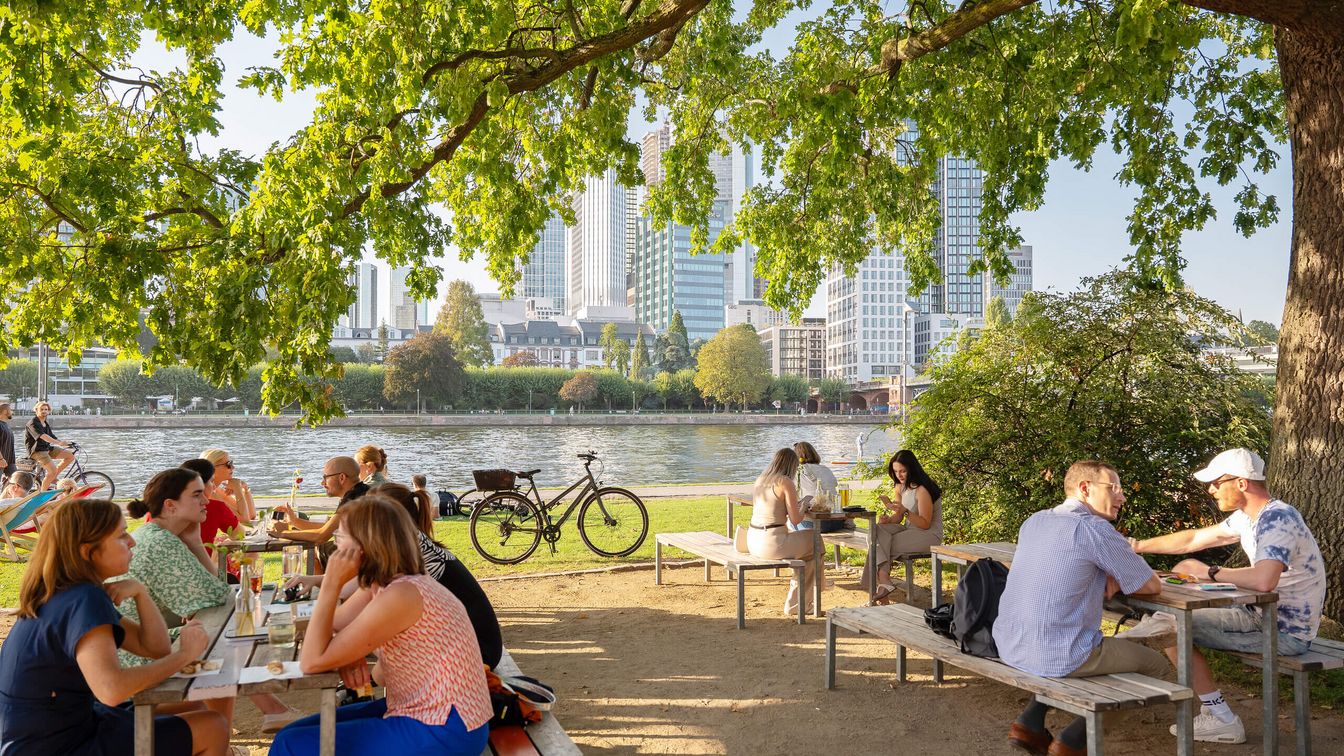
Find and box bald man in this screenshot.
[271,456,369,545]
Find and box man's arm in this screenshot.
[1132,524,1238,555]
[275,513,339,544]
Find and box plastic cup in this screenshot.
[267,617,296,648]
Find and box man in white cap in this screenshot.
[1131,448,1326,744]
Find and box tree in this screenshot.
[598,323,620,370]
[0,359,39,402]
[500,351,540,368]
[631,331,651,380]
[331,364,386,409]
[433,280,494,367]
[1241,319,1280,346]
[663,312,692,372]
[817,378,850,414]
[559,372,598,412]
[376,322,391,363]
[900,270,1270,549]
[769,374,810,408]
[97,359,151,407]
[328,346,359,363]
[693,325,771,410]
[382,332,464,409]
[9,0,1344,615]
[354,343,380,364]
[984,296,1012,330]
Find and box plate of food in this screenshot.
[172,658,224,679]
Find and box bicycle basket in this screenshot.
[472,469,517,491]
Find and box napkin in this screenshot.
[238,661,303,683]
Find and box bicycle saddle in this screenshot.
[516,469,542,478]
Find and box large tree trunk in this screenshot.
[1269,22,1344,622]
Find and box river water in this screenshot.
[66,423,897,497]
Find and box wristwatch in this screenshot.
[1208,565,1222,581]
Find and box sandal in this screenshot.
[869,583,897,605]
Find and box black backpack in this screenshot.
[923,602,955,640]
[437,490,459,518]
[951,557,1009,658]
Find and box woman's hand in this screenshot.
[284,575,322,597]
[878,494,897,511]
[178,620,209,659]
[326,545,363,587]
[103,579,146,605]
[337,658,372,691]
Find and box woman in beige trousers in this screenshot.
[746,448,819,616]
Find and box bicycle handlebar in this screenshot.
[577,451,597,461]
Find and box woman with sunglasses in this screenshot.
[199,449,255,524]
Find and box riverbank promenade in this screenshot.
[31,411,884,430]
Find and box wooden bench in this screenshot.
[482,648,580,756]
[825,603,1193,755]
[1227,637,1344,756]
[819,527,930,607]
[654,531,809,628]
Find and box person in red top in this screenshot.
[179,459,239,573]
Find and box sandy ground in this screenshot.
[6,565,1341,754]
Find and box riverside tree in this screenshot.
[694,325,770,410]
[6,1,1344,612]
[900,270,1272,545]
[434,280,494,367]
[382,332,464,410]
[559,372,598,412]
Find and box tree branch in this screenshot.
[1177,0,1340,29]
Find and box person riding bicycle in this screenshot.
[25,401,75,489]
[0,403,16,483]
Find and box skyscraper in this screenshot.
[388,266,419,330]
[924,156,985,316]
[727,144,766,304]
[985,245,1034,315]
[568,169,630,315]
[347,263,378,330]
[520,213,568,314]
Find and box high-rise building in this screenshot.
[520,213,568,314]
[914,312,984,367]
[924,156,986,316]
[633,202,731,341]
[727,143,767,304]
[568,169,630,316]
[825,252,917,383]
[759,319,827,381]
[346,263,378,330]
[388,266,419,330]
[641,125,670,187]
[985,245,1034,315]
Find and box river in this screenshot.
[63,423,898,496]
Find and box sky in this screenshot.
[130,10,1292,327]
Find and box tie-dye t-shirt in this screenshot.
[1221,499,1326,642]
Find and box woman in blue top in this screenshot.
[0,498,230,755]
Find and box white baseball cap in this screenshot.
[1193,448,1266,483]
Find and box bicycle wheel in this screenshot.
[577,486,648,557]
[455,488,486,518]
[71,470,115,500]
[469,492,543,565]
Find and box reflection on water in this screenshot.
[69,423,898,496]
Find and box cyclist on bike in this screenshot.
[25,401,75,489]
[0,402,15,483]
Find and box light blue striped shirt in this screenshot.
[993,500,1155,677]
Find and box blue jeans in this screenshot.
[1192,606,1312,656]
[269,699,488,756]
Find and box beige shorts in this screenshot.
[30,450,53,465]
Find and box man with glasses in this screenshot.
[1131,448,1326,744]
[272,456,369,549]
[993,460,1164,756]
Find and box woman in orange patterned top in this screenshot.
[270,497,492,755]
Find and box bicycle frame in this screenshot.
[513,460,602,533]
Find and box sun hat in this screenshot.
[1192,448,1266,483]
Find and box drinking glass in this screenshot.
[838,483,852,509]
[282,545,304,583]
[267,616,296,648]
[246,554,263,595]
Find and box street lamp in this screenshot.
[416,388,421,414]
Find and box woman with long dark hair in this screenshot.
[862,449,943,603]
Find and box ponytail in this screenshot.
[131,467,200,519]
[369,482,439,544]
[127,499,150,518]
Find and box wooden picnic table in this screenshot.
[726,494,878,607]
[929,542,1280,756]
[132,586,341,756]
[214,532,320,575]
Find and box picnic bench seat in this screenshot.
[654,531,808,628]
[482,648,580,756]
[826,603,1193,755]
[818,527,930,606]
[1227,637,1344,756]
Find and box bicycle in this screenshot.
[26,441,116,498]
[468,451,648,565]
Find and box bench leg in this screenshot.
[655,540,663,585]
[896,644,907,682]
[833,544,842,571]
[1294,669,1311,756]
[1262,602,1279,756]
[134,703,155,756]
[825,616,837,689]
[705,558,711,582]
[930,555,944,684]
[737,567,747,630]
[797,565,807,625]
[902,556,914,607]
[1085,711,1104,756]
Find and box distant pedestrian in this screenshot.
[410,474,427,492]
[0,403,15,482]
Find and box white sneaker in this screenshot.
[1169,710,1246,744]
[1117,611,1177,651]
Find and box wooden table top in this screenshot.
[134,586,339,705]
[931,541,1278,611]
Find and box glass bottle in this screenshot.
[235,562,256,635]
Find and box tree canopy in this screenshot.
[433,280,494,367]
[382,331,464,409]
[693,324,770,409]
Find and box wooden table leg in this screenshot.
[320,687,337,756]
[865,514,877,603]
[134,703,155,756]
[1174,609,1194,756]
[813,529,823,618]
[1261,601,1278,756]
[825,616,837,689]
[724,497,734,579]
[931,554,944,684]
